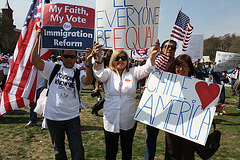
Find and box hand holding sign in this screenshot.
[93,43,103,60]
[96,0,161,50]
[42,3,95,50]
[85,48,94,65]
[135,71,222,145]
[215,103,226,114]
[37,26,44,37]
[149,40,160,66]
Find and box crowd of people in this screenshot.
[0,54,11,119]
[0,54,11,90]
[0,26,239,159]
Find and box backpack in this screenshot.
[34,64,81,114]
[47,64,81,100]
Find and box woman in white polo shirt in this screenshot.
[93,41,160,160]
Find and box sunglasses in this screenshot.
[164,45,176,50]
[115,56,128,61]
[62,54,76,59]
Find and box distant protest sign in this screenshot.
[96,0,161,50]
[175,34,204,60]
[214,51,240,71]
[42,3,95,50]
[132,48,150,60]
[135,71,222,145]
[203,56,210,62]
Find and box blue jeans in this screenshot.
[29,88,41,123]
[145,125,160,160]
[231,79,240,95]
[47,116,85,160]
[231,79,236,94]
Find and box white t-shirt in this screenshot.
[40,61,89,121]
[36,72,47,90]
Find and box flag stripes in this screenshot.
[0,0,51,116]
[170,11,193,52]
[155,54,169,71]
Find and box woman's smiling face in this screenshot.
[113,52,128,72]
[175,62,190,77]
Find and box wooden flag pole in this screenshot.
[180,5,183,12]
[37,33,42,56]
[37,22,42,56]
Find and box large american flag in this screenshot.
[170,11,193,52]
[0,0,51,115]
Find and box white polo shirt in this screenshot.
[93,59,154,133]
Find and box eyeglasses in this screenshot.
[62,54,76,59]
[115,56,128,61]
[175,65,189,69]
[164,45,176,50]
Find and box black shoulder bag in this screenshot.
[195,120,221,159]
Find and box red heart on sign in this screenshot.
[195,81,220,110]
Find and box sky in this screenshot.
[0,0,240,43]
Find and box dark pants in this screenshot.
[165,132,195,160]
[0,75,7,90]
[104,122,137,160]
[219,85,225,104]
[47,116,84,160]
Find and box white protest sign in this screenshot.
[135,71,222,145]
[203,56,210,62]
[175,34,203,60]
[96,0,161,50]
[214,51,240,71]
[132,48,150,60]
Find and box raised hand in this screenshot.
[93,42,103,60]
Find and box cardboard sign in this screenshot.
[42,3,95,50]
[214,51,240,71]
[203,56,210,62]
[96,0,161,50]
[135,71,222,145]
[132,48,150,60]
[175,35,204,60]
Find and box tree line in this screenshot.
[204,33,240,61]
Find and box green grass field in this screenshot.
[0,86,239,160]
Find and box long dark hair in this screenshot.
[174,54,195,77]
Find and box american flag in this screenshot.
[132,48,149,60]
[0,0,51,116]
[170,11,193,52]
[155,54,169,71]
